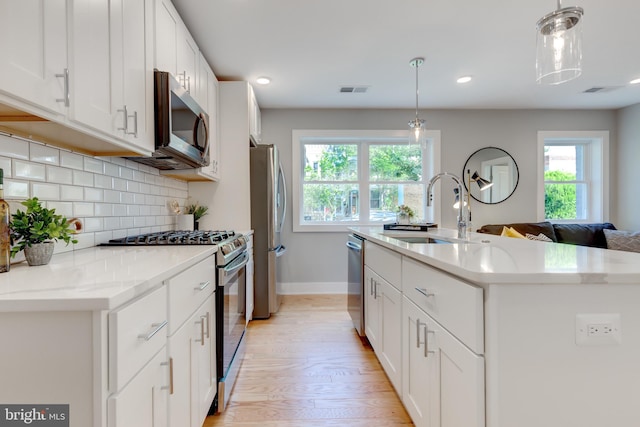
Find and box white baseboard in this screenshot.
[280,282,347,295]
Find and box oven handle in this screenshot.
[222,251,250,275]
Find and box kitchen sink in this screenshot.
[388,236,452,244]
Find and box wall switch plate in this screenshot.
[576,313,621,346]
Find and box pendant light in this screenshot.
[536,0,584,85]
[408,57,426,147]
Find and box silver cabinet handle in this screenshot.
[179,71,190,92]
[128,110,138,137]
[373,279,378,299]
[416,319,427,348]
[161,357,174,394]
[55,68,70,107]
[415,287,435,298]
[138,320,167,341]
[196,316,206,346]
[117,105,129,133]
[370,277,374,296]
[204,311,210,339]
[194,280,210,291]
[424,325,435,358]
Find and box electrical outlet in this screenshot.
[576,314,621,346]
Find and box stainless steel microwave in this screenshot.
[127,70,210,170]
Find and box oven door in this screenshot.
[216,250,249,381]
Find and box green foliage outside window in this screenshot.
[544,170,577,220]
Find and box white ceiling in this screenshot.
[172,0,640,110]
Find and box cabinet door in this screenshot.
[379,279,402,393]
[248,86,261,143]
[108,348,169,427]
[427,315,485,427]
[168,315,192,427]
[176,24,198,95]
[0,0,68,115]
[69,0,115,135]
[364,266,381,352]
[192,295,216,426]
[118,0,154,151]
[402,297,433,427]
[207,67,221,180]
[154,0,178,75]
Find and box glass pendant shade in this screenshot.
[408,118,426,147]
[536,5,584,85]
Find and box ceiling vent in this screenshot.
[340,86,369,93]
[583,86,622,93]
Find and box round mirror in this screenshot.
[462,147,519,204]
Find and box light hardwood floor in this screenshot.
[203,294,413,427]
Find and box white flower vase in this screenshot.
[176,214,194,231]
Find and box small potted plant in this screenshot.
[183,199,208,230]
[396,204,415,224]
[10,197,79,266]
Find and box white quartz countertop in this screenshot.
[351,226,640,285]
[0,245,217,312]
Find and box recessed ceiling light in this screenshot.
[256,77,271,85]
[630,78,640,85]
[457,76,472,84]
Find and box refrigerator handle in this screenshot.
[278,161,287,232]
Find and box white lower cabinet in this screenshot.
[364,265,402,393]
[107,348,169,427]
[402,296,485,427]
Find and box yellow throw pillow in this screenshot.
[501,226,526,239]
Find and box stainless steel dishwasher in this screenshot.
[346,233,365,336]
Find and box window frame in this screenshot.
[292,129,441,232]
[536,131,609,223]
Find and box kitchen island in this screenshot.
[351,226,640,427]
[0,245,217,427]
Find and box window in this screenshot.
[292,130,440,232]
[537,131,609,223]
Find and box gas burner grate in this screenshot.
[103,230,237,246]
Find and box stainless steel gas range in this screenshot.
[102,230,248,414]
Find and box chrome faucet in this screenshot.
[426,172,468,239]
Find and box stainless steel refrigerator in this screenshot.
[250,144,287,319]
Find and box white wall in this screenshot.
[615,103,640,230]
[0,133,188,256]
[260,108,617,290]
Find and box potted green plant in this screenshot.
[10,197,78,266]
[396,204,415,224]
[183,200,208,230]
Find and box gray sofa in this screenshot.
[476,221,617,248]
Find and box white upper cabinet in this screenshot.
[249,87,261,143]
[0,0,68,116]
[68,0,113,135]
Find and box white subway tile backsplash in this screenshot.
[104,162,119,177]
[95,203,114,217]
[4,179,29,198]
[119,167,134,180]
[14,160,46,181]
[83,217,103,232]
[73,170,94,187]
[94,174,112,189]
[32,182,60,200]
[0,157,12,177]
[0,134,190,250]
[0,135,29,159]
[120,216,134,228]
[73,202,94,216]
[113,204,127,216]
[60,185,84,201]
[46,201,73,217]
[84,187,104,202]
[103,190,120,203]
[60,151,84,170]
[46,166,73,184]
[84,157,104,174]
[113,178,127,191]
[30,144,60,165]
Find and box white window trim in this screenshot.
[292,129,441,232]
[536,130,609,223]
